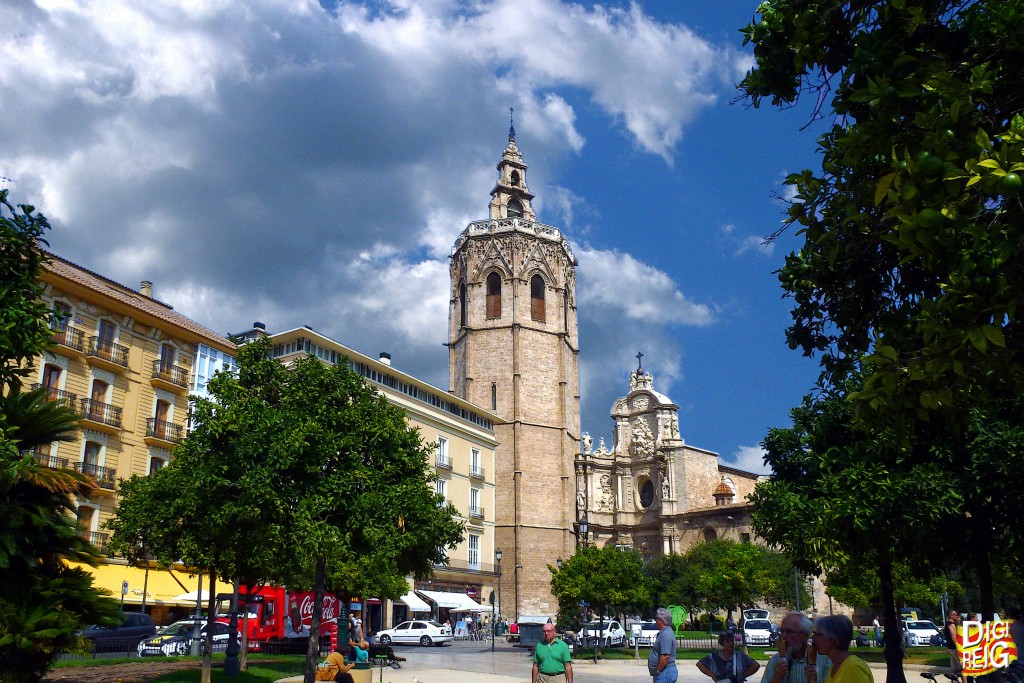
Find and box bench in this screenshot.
[368,643,406,669]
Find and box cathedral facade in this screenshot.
[448,125,580,618]
[577,363,763,558]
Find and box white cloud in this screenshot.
[722,445,772,476]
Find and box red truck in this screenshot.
[216,586,340,653]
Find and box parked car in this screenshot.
[81,612,157,653]
[743,609,770,621]
[742,619,779,646]
[580,620,627,647]
[629,621,661,647]
[376,620,453,647]
[904,620,943,647]
[138,619,232,657]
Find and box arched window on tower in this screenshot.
[510,170,520,186]
[459,280,467,328]
[507,198,524,218]
[530,274,546,322]
[486,272,502,319]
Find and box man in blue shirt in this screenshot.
[649,608,678,683]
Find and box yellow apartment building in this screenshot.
[234,323,501,632]
[31,251,235,621]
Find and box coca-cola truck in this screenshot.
[216,586,340,653]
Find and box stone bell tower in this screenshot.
[449,121,580,618]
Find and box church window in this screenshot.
[491,383,497,411]
[486,273,501,319]
[459,280,467,328]
[530,275,545,322]
[638,478,655,508]
[510,170,520,186]
[507,198,524,218]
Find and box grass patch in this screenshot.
[152,661,304,683]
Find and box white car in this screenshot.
[904,620,943,647]
[580,620,626,647]
[629,621,660,647]
[376,620,453,647]
[742,619,778,647]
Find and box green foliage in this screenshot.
[108,337,464,681]
[646,539,803,616]
[0,190,53,391]
[740,0,1024,424]
[0,190,120,683]
[551,546,651,623]
[825,557,961,614]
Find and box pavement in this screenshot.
[276,639,947,683]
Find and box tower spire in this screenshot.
[509,107,515,142]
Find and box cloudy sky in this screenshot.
[2,0,827,475]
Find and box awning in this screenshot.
[172,590,211,604]
[416,590,465,609]
[451,594,486,612]
[67,561,206,606]
[399,592,431,612]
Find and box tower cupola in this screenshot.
[489,109,537,221]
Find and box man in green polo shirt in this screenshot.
[533,623,573,683]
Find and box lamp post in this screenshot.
[577,515,590,658]
[493,548,503,653]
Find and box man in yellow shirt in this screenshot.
[315,647,356,682]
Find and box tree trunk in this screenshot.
[201,574,216,683]
[976,527,994,620]
[304,556,326,683]
[878,551,907,683]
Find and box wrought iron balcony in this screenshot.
[146,418,184,443]
[33,449,70,470]
[87,336,129,368]
[79,399,123,430]
[470,466,485,480]
[469,506,485,520]
[51,325,86,353]
[436,456,452,470]
[151,360,190,389]
[75,461,118,490]
[78,530,110,553]
[31,383,78,408]
[432,558,497,574]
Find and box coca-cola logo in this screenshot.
[297,595,340,625]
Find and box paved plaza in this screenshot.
[278,639,941,683]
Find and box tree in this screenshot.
[550,545,650,658]
[109,336,464,683]
[650,540,803,620]
[739,0,1024,651]
[0,190,120,683]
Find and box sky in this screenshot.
[1,0,830,475]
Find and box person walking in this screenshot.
[697,632,759,683]
[649,607,678,683]
[809,615,871,683]
[872,616,880,646]
[762,612,831,683]
[946,610,964,683]
[532,623,573,683]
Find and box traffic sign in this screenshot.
[122,581,129,595]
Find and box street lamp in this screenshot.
[493,548,503,653]
[579,515,589,548]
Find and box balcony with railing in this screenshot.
[435,455,452,470]
[470,465,485,480]
[51,325,86,354]
[79,398,123,432]
[33,448,70,470]
[75,461,118,491]
[31,383,78,408]
[78,530,110,553]
[150,360,190,393]
[145,418,184,446]
[469,506,485,520]
[86,336,129,371]
[432,558,497,575]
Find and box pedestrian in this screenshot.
[727,616,737,634]
[872,616,880,646]
[809,615,871,683]
[946,610,964,683]
[697,632,759,683]
[761,612,831,683]
[532,622,573,683]
[649,607,678,683]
